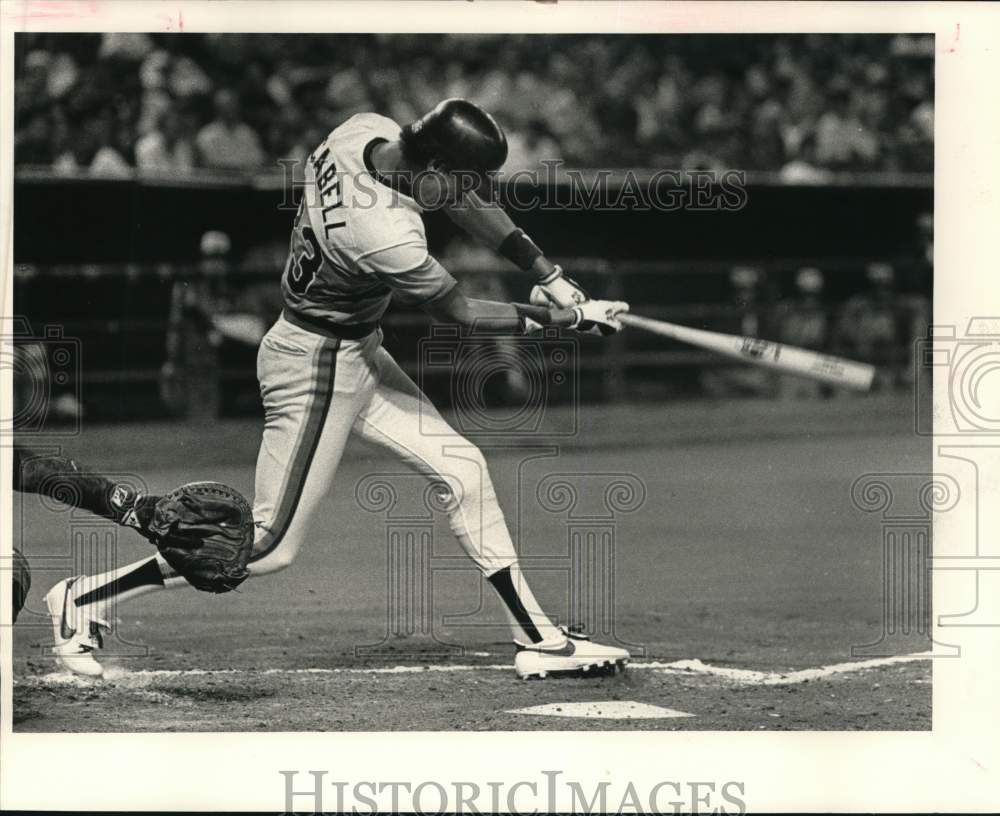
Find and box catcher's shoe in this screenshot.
[45,578,107,678]
[514,627,629,679]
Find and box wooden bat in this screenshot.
[619,313,875,391]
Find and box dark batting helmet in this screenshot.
[401,98,508,173]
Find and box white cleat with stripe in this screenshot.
[45,577,107,678]
[515,627,630,680]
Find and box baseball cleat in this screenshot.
[45,578,107,678]
[514,627,629,679]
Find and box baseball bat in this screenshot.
[619,313,875,391]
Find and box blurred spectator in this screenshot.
[916,211,933,267]
[15,33,934,174]
[99,33,155,62]
[505,118,563,171]
[635,65,686,156]
[731,265,765,339]
[53,110,133,178]
[45,51,79,99]
[89,137,132,177]
[701,266,776,398]
[896,95,933,172]
[814,79,879,170]
[15,111,52,165]
[904,212,933,392]
[779,132,834,184]
[160,229,276,417]
[136,106,196,173]
[169,55,214,99]
[19,49,53,108]
[325,66,375,121]
[776,267,830,399]
[832,262,901,391]
[160,230,228,419]
[746,104,787,170]
[196,88,265,170]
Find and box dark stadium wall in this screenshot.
[13,176,931,265]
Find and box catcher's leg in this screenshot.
[353,347,565,648]
[44,555,185,677]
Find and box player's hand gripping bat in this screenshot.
[535,265,589,308]
[531,266,618,335]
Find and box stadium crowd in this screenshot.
[15,33,933,176]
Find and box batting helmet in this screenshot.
[401,99,508,173]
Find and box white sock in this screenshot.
[69,554,185,624]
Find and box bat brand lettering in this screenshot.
[813,358,844,376]
[740,337,777,360]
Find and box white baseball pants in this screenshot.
[67,314,561,647]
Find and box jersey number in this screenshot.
[285,223,323,296]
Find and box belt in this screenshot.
[282,308,378,341]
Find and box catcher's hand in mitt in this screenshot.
[147,481,254,593]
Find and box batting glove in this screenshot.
[534,265,589,308]
[569,300,630,335]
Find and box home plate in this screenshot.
[508,701,694,720]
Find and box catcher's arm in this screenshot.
[443,190,589,307]
[13,444,158,534]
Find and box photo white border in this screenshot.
[2,1,998,811]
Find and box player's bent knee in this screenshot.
[428,478,461,513]
[248,547,296,576]
[444,446,490,494]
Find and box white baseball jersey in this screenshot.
[282,113,457,327]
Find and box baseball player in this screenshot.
[47,99,630,680]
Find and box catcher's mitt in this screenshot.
[148,481,254,593]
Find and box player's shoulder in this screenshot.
[348,203,427,266]
[331,112,402,145]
